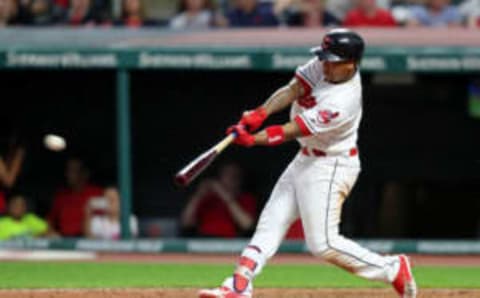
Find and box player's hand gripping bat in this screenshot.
[174,133,236,187]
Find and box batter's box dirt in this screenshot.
[0,288,479,298]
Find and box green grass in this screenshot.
[0,262,479,289]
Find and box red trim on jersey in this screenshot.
[294,115,313,136]
[350,148,358,157]
[295,72,313,95]
[301,147,310,156]
[312,148,327,157]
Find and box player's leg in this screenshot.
[199,163,299,298]
[295,159,417,296]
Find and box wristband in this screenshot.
[265,125,285,146]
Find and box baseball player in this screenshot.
[199,28,417,298]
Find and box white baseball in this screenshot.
[44,134,66,152]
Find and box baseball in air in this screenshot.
[44,134,66,152]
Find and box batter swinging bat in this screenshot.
[174,133,236,187]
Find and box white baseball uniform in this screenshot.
[223,58,401,295]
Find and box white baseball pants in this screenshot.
[225,151,400,292]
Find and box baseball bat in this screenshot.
[174,133,236,187]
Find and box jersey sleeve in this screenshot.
[295,58,322,95]
[294,104,346,136]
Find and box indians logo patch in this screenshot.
[317,110,339,124]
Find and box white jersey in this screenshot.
[291,58,362,155]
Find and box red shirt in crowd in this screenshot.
[285,219,305,240]
[194,192,257,238]
[48,184,103,236]
[123,17,143,28]
[343,8,396,27]
[0,191,5,214]
[54,0,68,9]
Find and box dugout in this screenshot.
[1,28,480,240]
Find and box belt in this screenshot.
[301,147,358,157]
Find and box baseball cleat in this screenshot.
[198,286,251,298]
[392,255,417,298]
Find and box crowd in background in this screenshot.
[0,139,257,241]
[0,143,300,240]
[0,0,479,28]
[0,146,138,240]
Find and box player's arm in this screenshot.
[262,78,305,116]
[228,120,303,147]
[228,105,344,147]
[239,78,305,132]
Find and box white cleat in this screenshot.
[198,286,251,298]
[392,255,418,298]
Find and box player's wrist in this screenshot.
[255,106,268,119]
[244,133,256,147]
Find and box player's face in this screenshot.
[323,60,356,83]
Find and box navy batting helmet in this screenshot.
[310,28,365,63]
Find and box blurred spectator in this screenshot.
[53,0,68,9]
[0,146,25,214]
[0,0,21,26]
[226,0,278,27]
[343,0,397,27]
[0,195,50,240]
[325,0,353,19]
[48,158,103,237]
[59,0,99,26]
[275,0,340,27]
[459,0,480,27]
[170,0,220,29]
[18,0,60,25]
[325,0,391,20]
[407,0,462,27]
[115,0,157,28]
[181,163,257,238]
[84,187,138,239]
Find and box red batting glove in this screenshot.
[227,125,256,147]
[239,107,268,132]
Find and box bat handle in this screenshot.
[216,133,236,153]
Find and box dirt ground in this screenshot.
[0,288,479,298]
